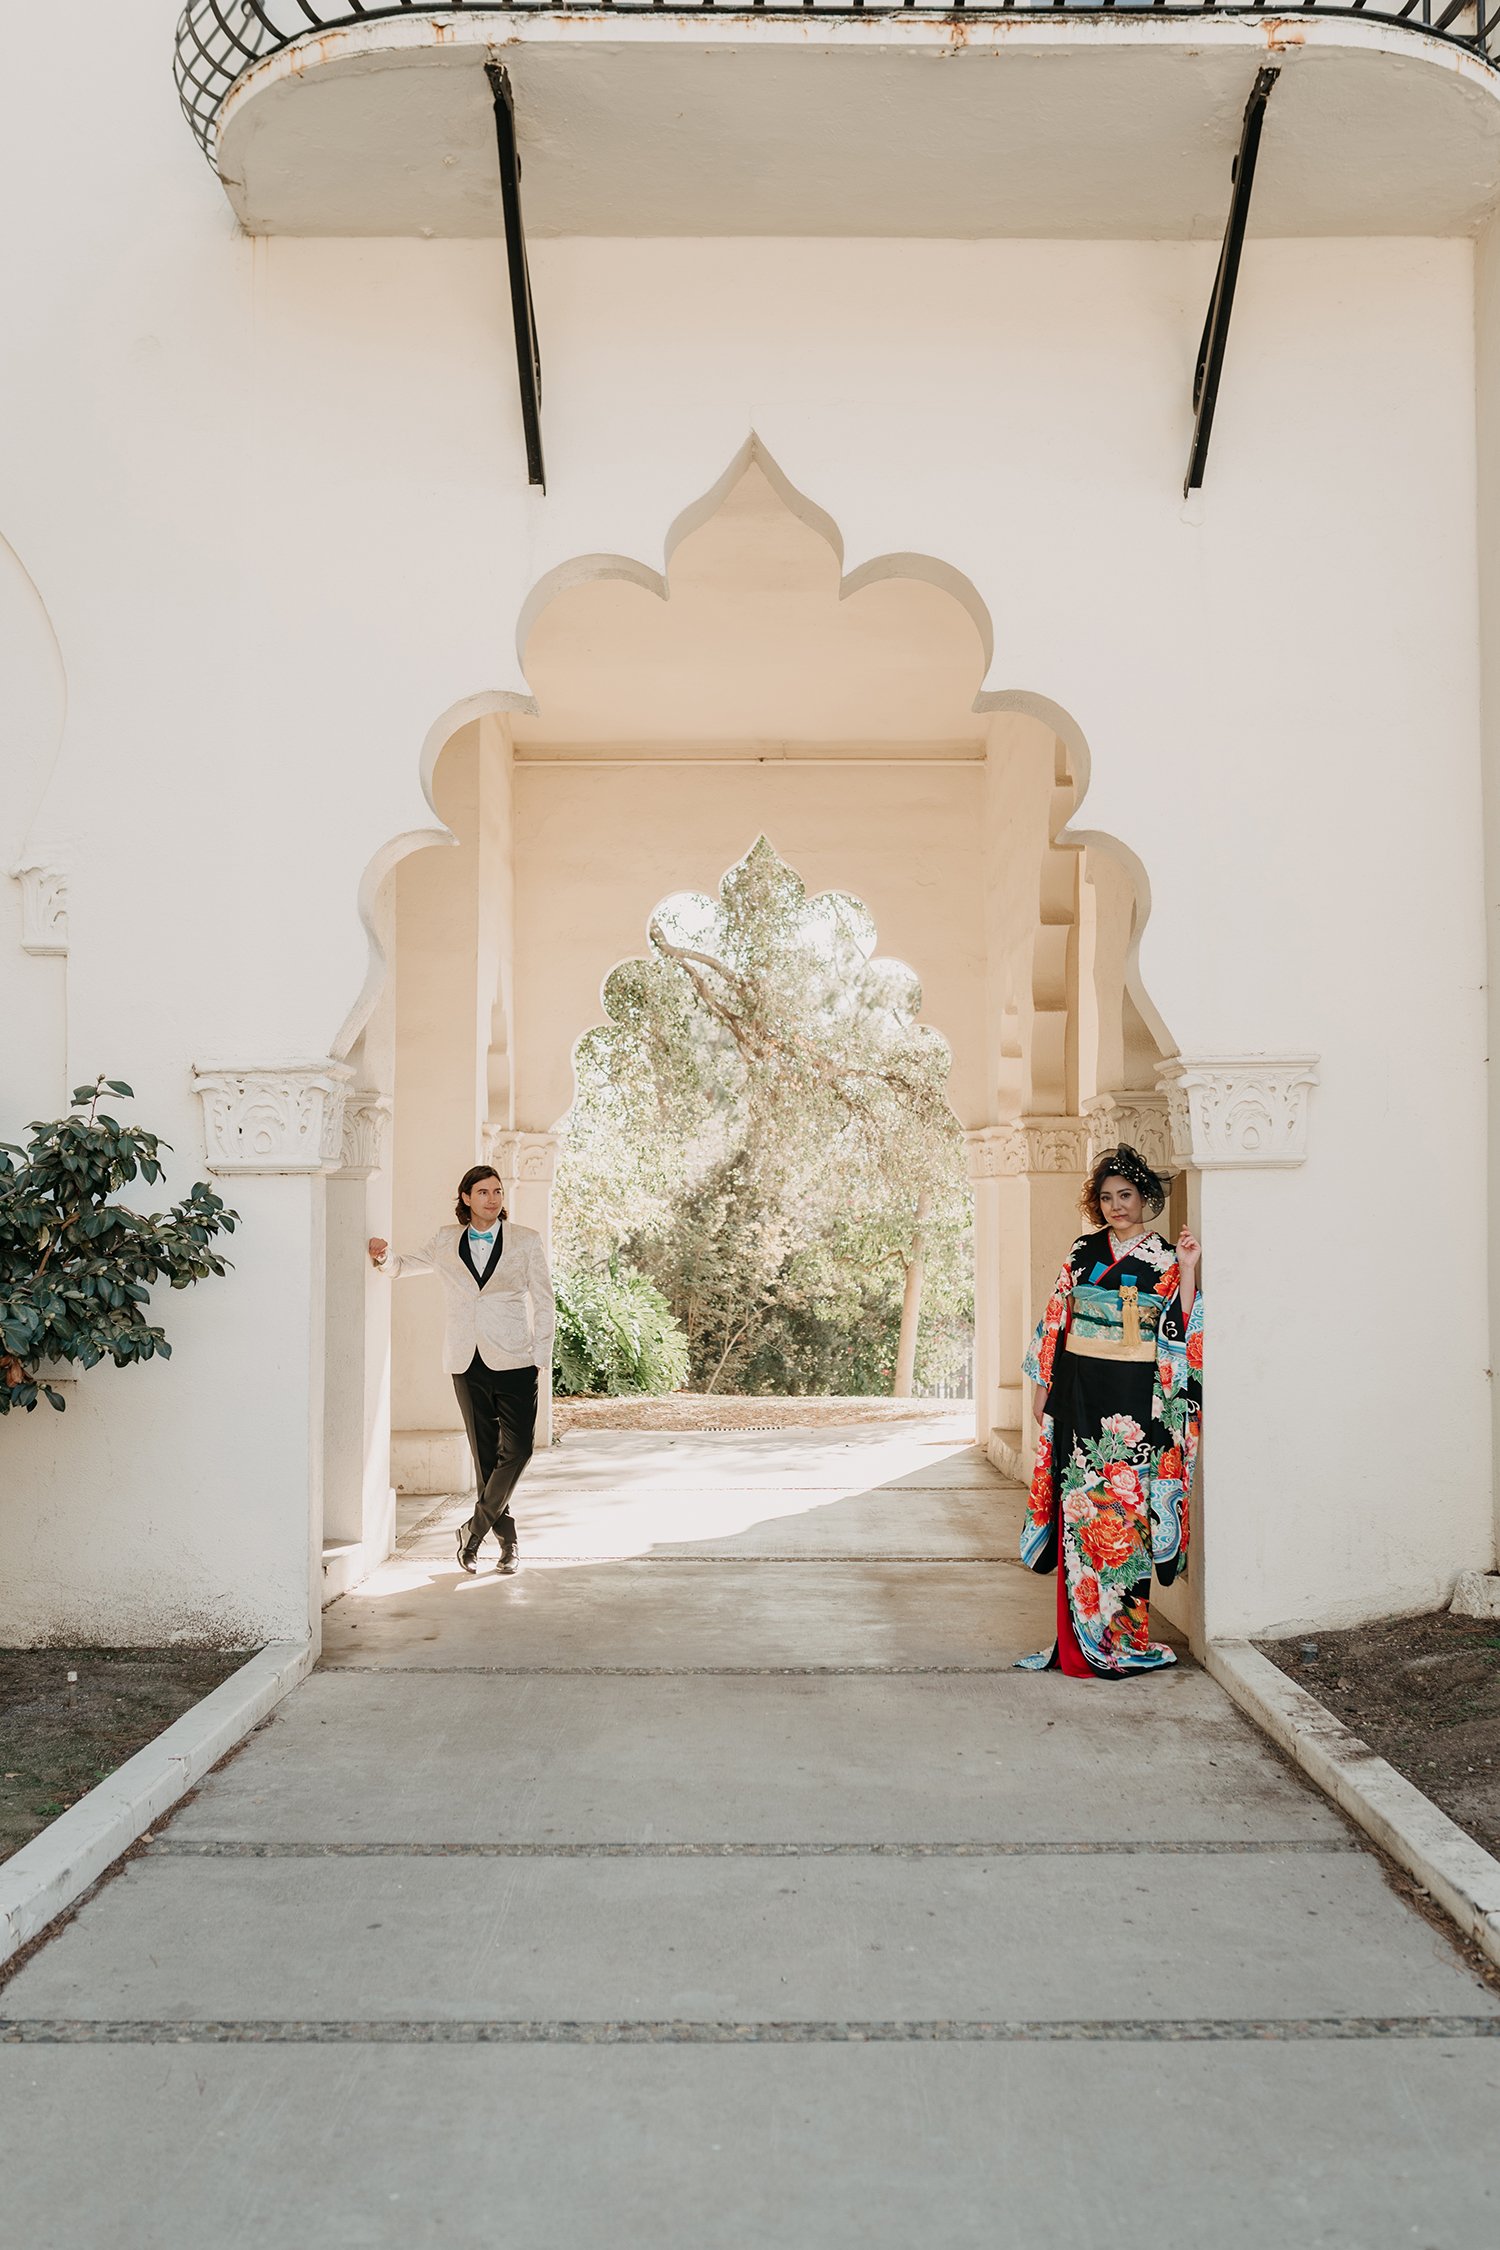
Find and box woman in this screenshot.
[1018,1143,1202,1677]
[369,1164,555,1576]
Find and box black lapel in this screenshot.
[460,1227,504,1289]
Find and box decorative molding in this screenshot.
[12,861,68,955]
[1083,1092,1173,1175]
[335,1090,392,1181]
[486,1127,563,1188]
[1158,1055,1319,1171]
[192,1061,353,1176]
[964,1117,1088,1181]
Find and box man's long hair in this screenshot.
[454,1164,507,1223]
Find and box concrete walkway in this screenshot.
[3,1416,1498,2247]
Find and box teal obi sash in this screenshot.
[1067,1283,1161,1362]
[1071,1283,1162,1341]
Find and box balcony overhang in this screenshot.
[204,13,1500,239]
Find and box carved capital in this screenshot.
[12,861,68,956]
[1158,1055,1319,1171]
[192,1060,353,1176]
[964,1118,1087,1181]
[486,1128,564,1188]
[335,1090,392,1181]
[964,1126,1017,1182]
[1015,1116,1090,1175]
[1083,1092,1173,1175]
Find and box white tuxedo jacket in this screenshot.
[379,1223,555,1375]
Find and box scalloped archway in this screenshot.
[334,438,1180,1563]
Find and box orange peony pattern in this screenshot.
[1078,1507,1141,1574]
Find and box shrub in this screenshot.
[0,1078,238,1414]
[553,1264,690,1397]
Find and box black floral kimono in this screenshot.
[1018,1228,1203,1677]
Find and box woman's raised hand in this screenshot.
[1176,1228,1200,1274]
[367,1238,388,1267]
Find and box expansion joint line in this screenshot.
[4,2017,1497,2047]
[145,1838,1361,1859]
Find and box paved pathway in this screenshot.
[3,1417,1498,2246]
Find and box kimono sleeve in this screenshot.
[1150,1268,1203,1565]
[1022,1256,1076,1396]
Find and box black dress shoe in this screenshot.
[456,1525,479,1575]
[496,1513,520,1576]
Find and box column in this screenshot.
[964,1130,1005,1449]
[1157,1053,1319,1654]
[192,1059,354,1647]
[488,1127,563,1451]
[323,1091,394,1561]
[969,1117,1089,1479]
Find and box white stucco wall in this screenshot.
[1,3,1492,1640]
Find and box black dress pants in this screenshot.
[453,1355,538,1546]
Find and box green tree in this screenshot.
[556,841,971,1396]
[0,1078,238,1414]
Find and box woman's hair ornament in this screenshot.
[1081,1142,1168,1224]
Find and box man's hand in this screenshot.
[367,1238,388,1268]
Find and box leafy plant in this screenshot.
[0,1078,239,1414]
[553,1264,690,1397]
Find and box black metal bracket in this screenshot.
[486,61,546,492]
[1184,66,1279,499]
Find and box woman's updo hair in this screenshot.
[1081,1143,1167,1226]
[454,1164,506,1224]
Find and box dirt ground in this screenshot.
[1258,1611,1500,1859]
[554,1394,968,1435]
[0,1647,250,1863]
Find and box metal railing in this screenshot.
[175,0,1497,163]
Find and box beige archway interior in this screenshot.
[358,447,1172,1477]
[508,461,992,1133]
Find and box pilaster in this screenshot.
[1152,1052,1319,1655]
[324,1089,396,1561]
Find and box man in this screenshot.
[369,1162,555,1574]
